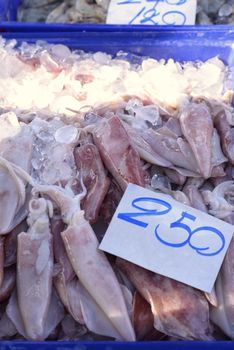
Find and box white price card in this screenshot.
[107,0,197,25]
[99,184,234,292]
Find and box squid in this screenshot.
[74,141,110,223]
[33,183,135,341]
[123,122,173,168]
[52,215,126,340]
[92,115,145,191]
[143,128,200,174]
[117,259,211,340]
[180,103,213,179]
[17,197,53,340]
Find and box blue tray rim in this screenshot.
[1,22,234,32]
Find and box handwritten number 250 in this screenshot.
[117,197,225,256]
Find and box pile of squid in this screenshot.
[0,98,233,342]
[0,42,233,342]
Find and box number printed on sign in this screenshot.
[106,0,197,25]
[117,197,225,256]
[99,184,233,292]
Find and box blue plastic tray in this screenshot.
[1,24,234,66]
[0,24,233,350]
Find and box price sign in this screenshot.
[99,184,233,292]
[106,0,197,25]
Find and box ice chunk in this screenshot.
[151,174,171,191]
[54,125,78,144]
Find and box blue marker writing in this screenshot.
[117,196,172,227]
[165,0,187,5]
[117,197,225,257]
[162,10,186,24]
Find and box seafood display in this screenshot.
[18,0,109,23]
[0,38,233,341]
[17,0,234,25]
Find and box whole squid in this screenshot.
[51,215,125,340]
[17,197,53,340]
[92,115,145,191]
[33,184,135,341]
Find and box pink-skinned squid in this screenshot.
[74,141,110,223]
[17,197,54,340]
[51,215,126,340]
[117,259,212,340]
[92,115,145,191]
[52,215,123,339]
[180,103,214,179]
[33,183,135,341]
